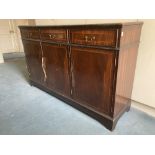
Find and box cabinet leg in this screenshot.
[99,118,117,131]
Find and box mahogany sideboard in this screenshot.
[19,22,143,131]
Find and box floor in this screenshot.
[0,59,155,135]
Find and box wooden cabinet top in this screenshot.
[19,22,143,50]
[19,22,143,29]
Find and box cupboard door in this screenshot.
[71,47,115,115]
[42,43,70,97]
[22,40,44,84]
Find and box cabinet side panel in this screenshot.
[114,23,143,117]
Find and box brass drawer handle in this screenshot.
[49,34,56,39]
[90,36,96,41]
[85,36,88,42]
[92,36,96,40]
[85,36,96,42]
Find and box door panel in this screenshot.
[42,43,70,97]
[0,19,19,53]
[71,47,115,115]
[22,40,44,84]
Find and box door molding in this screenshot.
[0,19,19,53]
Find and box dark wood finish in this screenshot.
[70,28,118,47]
[41,43,70,97]
[20,28,40,40]
[70,46,115,116]
[19,22,143,131]
[22,40,44,84]
[114,24,143,117]
[40,28,67,43]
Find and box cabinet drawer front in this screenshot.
[20,29,40,40]
[40,28,67,42]
[70,29,118,47]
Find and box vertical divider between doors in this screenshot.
[67,29,73,98]
[39,29,47,84]
[68,45,73,98]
